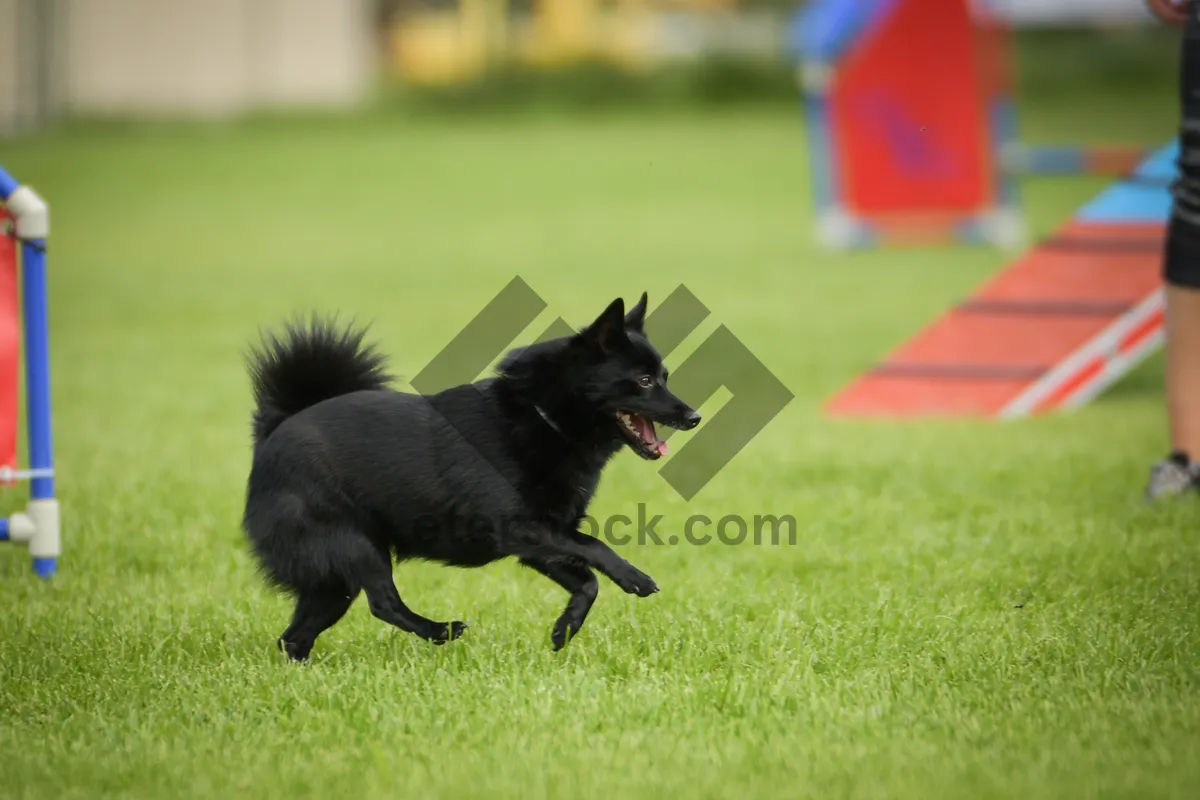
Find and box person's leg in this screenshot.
[1148,281,1200,500]
[1165,283,1200,457]
[1147,7,1200,500]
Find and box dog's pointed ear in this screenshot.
[582,297,628,353]
[624,291,648,332]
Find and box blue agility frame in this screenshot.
[0,162,59,579]
[789,0,1160,250]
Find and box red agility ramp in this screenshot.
[824,145,1175,419]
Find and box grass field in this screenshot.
[1,88,1198,799]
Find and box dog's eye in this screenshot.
[637,375,654,388]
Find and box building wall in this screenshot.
[0,0,374,137]
[0,0,54,137]
[60,0,254,118]
[0,0,22,135]
[61,0,374,118]
[247,0,375,108]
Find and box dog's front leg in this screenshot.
[513,527,658,597]
[519,556,599,650]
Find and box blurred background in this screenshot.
[0,1,1184,438]
[0,0,1179,132]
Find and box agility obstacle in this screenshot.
[825,142,1174,418]
[789,0,1159,249]
[0,164,59,578]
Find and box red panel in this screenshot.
[0,213,19,477]
[973,1,1011,96]
[830,0,995,216]
[886,311,1112,368]
[972,249,1162,304]
[826,374,1029,417]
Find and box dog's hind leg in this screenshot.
[279,584,359,662]
[353,554,468,646]
[520,556,598,651]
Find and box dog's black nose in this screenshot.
[682,410,701,430]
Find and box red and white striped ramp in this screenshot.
[826,143,1176,419]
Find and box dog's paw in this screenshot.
[278,637,312,663]
[551,617,581,651]
[429,620,469,645]
[613,567,659,597]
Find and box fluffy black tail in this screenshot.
[245,314,393,447]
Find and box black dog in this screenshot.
[241,293,701,660]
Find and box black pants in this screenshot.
[1166,6,1200,288]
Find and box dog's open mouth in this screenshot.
[616,410,668,459]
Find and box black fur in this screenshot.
[241,294,701,660]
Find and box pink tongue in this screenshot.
[633,415,667,456]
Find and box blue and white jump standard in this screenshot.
[0,163,60,579]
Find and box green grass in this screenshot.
[0,90,1197,799]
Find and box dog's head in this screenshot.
[571,292,701,460]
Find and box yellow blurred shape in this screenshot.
[388,0,742,86]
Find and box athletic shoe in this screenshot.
[1144,450,1200,501]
